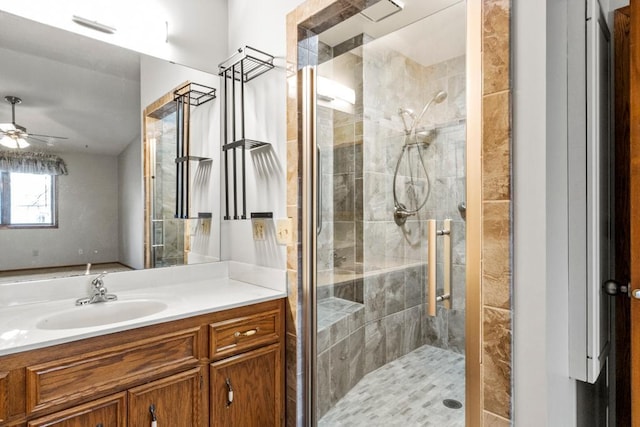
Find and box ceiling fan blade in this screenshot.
[26,135,54,145]
[28,133,69,140]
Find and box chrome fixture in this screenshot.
[332,250,347,268]
[393,91,448,226]
[75,272,118,305]
[71,15,117,34]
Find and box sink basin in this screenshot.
[36,300,168,330]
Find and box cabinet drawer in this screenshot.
[26,327,201,414]
[27,392,126,427]
[209,309,281,359]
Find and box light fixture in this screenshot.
[72,15,117,34]
[317,76,356,105]
[0,133,29,149]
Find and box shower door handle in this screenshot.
[317,146,322,235]
[428,220,437,316]
[439,219,452,310]
[427,219,452,317]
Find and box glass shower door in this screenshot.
[311,3,467,425]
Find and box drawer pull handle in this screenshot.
[226,378,234,406]
[149,403,158,427]
[234,328,258,338]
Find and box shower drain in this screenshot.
[443,399,463,410]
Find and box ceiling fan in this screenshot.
[0,96,68,149]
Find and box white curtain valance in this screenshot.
[0,151,68,175]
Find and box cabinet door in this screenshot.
[128,368,203,427]
[210,344,282,427]
[28,392,126,427]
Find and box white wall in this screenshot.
[140,55,223,264]
[0,0,227,74]
[223,0,301,269]
[0,152,119,270]
[118,137,144,269]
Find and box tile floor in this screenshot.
[318,344,465,426]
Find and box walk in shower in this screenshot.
[302,1,468,424]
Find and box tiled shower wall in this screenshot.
[152,114,185,266]
[361,40,467,361]
[286,1,512,425]
[313,36,468,418]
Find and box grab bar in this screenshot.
[427,219,452,316]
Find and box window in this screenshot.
[0,171,57,227]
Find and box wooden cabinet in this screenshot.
[0,298,284,427]
[210,344,282,427]
[128,368,202,427]
[27,393,126,427]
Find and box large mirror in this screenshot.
[0,10,221,283]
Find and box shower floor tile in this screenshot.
[318,344,465,427]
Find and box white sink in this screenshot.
[36,300,168,330]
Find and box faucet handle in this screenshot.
[84,263,92,275]
[91,271,108,287]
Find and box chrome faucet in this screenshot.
[75,272,118,305]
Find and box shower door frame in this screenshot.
[297,1,483,425]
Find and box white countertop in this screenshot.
[0,262,287,356]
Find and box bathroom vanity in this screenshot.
[0,263,286,427]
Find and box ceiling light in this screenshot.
[1,135,18,149]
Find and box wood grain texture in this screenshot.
[210,344,282,427]
[0,298,284,425]
[0,372,8,423]
[615,6,632,427]
[630,1,640,425]
[26,328,200,414]
[26,392,126,427]
[210,309,281,360]
[128,368,202,427]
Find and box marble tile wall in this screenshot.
[153,115,185,266]
[361,39,467,361]
[286,0,513,425]
[481,0,512,423]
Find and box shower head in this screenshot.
[412,90,448,131]
[433,90,448,104]
[360,0,404,22]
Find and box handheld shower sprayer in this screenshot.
[411,90,447,131]
[393,90,448,226]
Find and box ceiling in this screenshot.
[319,0,465,67]
[0,10,141,155]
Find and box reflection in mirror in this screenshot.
[0,10,220,283]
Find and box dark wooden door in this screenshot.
[210,344,282,427]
